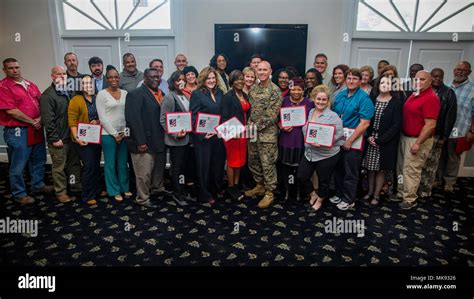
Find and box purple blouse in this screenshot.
[278,96,315,149]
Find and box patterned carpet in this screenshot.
[0,163,473,266]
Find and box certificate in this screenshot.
[304,122,336,148]
[195,112,221,134]
[215,117,246,142]
[280,106,307,127]
[166,112,192,134]
[77,123,102,144]
[343,127,363,150]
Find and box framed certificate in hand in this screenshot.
[194,112,221,134]
[215,117,246,142]
[343,127,363,150]
[280,106,307,128]
[166,112,192,134]
[77,123,102,144]
[304,122,336,148]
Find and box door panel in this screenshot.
[410,41,474,84]
[350,40,410,77]
[63,38,120,74]
[120,38,175,79]
[351,39,474,177]
[411,41,474,177]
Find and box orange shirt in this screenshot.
[147,86,164,105]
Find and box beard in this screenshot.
[454,75,466,82]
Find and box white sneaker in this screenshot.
[329,195,342,204]
[336,201,355,210]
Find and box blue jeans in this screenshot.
[3,127,47,199]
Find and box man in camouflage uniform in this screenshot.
[417,68,457,197]
[244,61,283,208]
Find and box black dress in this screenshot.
[362,100,389,171]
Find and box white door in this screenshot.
[63,37,175,78]
[410,41,474,177]
[119,37,175,79]
[351,39,474,177]
[63,38,120,74]
[350,39,411,76]
[410,41,474,85]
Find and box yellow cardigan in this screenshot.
[68,95,91,142]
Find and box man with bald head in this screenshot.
[245,61,283,208]
[174,54,188,71]
[391,70,440,209]
[40,66,82,203]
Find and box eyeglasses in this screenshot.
[346,77,360,82]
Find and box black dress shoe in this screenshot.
[227,186,242,200]
[216,190,225,200]
[172,194,188,206]
[136,200,157,209]
[185,192,197,202]
[162,189,173,196]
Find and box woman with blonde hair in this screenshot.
[360,65,374,94]
[297,84,344,211]
[190,67,226,205]
[242,66,257,95]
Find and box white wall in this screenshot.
[0,0,56,90]
[0,0,345,90]
[181,0,345,72]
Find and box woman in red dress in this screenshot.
[220,70,250,200]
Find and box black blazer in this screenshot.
[435,84,457,139]
[366,96,403,171]
[125,85,165,154]
[190,88,224,142]
[220,89,250,125]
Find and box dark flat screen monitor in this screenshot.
[214,24,308,76]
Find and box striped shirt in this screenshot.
[448,80,474,138]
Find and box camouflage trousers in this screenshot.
[417,137,444,197]
[248,141,278,191]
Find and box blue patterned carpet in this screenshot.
[0,163,473,266]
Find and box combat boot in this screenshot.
[258,191,274,209]
[244,182,266,197]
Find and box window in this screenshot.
[356,0,474,32]
[61,0,171,31]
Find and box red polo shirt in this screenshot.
[402,87,440,137]
[0,77,42,127]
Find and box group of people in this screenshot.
[0,51,473,212]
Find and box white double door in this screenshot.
[351,39,474,177]
[62,37,175,79]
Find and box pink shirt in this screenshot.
[0,77,42,127]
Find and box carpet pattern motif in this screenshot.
[1,164,473,266]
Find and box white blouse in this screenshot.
[96,89,128,136]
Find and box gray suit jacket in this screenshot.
[160,91,191,146]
